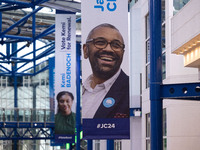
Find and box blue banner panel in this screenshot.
[55,11,76,143]
[82,0,130,139]
[49,57,55,113]
[55,134,75,143]
[83,118,130,139]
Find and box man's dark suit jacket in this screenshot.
[94,70,129,118]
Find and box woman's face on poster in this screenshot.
[58,94,73,115]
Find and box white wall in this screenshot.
[130,0,149,150]
[129,0,200,150]
[166,101,200,150]
[171,0,200,52]
[164,0,200,150]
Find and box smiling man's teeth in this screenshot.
[101,57,113,61]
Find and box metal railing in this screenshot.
[0,108,54,123]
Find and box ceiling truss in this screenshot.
[0,0,81,77]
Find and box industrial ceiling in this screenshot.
[0,0,81,42]
[0,0,81,76]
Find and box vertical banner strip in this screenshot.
[49,57,55,115]
[49,57,58,146]
[55,10,76,143]
[76,43,82,149]
[82,0,130,139]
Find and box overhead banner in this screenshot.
[55,10,76,143]
[82,0,130,139]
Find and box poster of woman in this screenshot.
[54,11,76,143]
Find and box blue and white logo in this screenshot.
[103,97,115,108]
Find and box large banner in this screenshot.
[82,0,130,139]
[55,10,76,143]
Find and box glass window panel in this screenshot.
[18,110,24,122]
[0,109,4,122]
[24,109,31,122]
[163,108,167,136]
[146,109,167,150]
[146,14,150,39]
[146,64,150,88]
[36,109,44,122]
[146,113,151,137]
[45,110,52,122]
[162,0,165,23]
[146,139,151,150]
[131,0,139,4]
[162,53,166,80]
[114,140,122,150]
[95,140,100,150]
[146,39,150,63]
[5,109,14,121]
[162,25,166,51]
[163,138,167,150]
[173,0,190,15]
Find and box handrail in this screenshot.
[0,108,54,123]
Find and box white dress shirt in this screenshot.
[82,69,121,118]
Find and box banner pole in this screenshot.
[55,11,77,144]
[76,42,81,150]
[87,140,93,150]
[107,140,114,150]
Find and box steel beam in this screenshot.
[10,44,28,58]
[34,0,50,5]
[34,24,55,40]
[0,52,6,58]
[161,82,200,100]
[4,35,32,41]
[0,64,10,72]
[32,5,36,74]
[0,5,26,11]
[0,0,32,8]
[0,126,54,140]
[34,46,55,60]
[0,6,42,37]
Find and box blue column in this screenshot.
[12,43,18,117]
[12,43,18,150]
[0,2,2,32]
[76,43,81,150]
[32,6,37,150]
[87,140,93,150]
[150,0,163,150]
[32,5,36,74]
[107,140,114,150]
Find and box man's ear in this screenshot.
[83,44,89,59]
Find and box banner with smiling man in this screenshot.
[54,10,76,143]
[81,0,130,139]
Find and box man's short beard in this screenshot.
[89,50,122,80]
[92,64,120,80]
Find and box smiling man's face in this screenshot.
[83,26,124,80]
